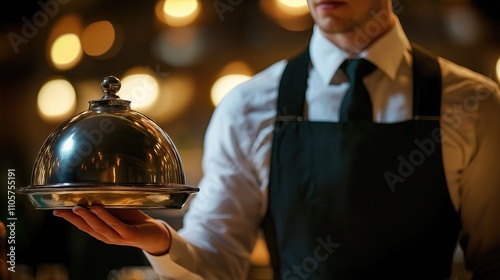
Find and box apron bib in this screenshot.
[262,44,461,279]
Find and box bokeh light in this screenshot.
[148,74,195,123]
[152,27,203,66]
[442,4,482,45]
[119,68,160,112]
[155,0,201,27]
[211,75,251,106]
[81,21,116,57]
[211,61,253,106]
[277,0,309,15]
[260,0,313,31]
[37,78,76,122]
[50,33,83,70]
[496,57,500,82]
[46,14,83,70]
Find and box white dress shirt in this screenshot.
[144,16,500,280]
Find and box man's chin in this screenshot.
[316,20,357,35]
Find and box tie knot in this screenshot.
[341,58,376,83]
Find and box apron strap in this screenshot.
[276,43,442,119]
[276,48,310,119]
[411,42,442,118]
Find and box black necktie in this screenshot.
[339,58,376,121]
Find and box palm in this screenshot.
[53,206,170,255]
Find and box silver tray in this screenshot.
[17,184,199,210]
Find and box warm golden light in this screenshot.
[261,0,313,31]
[156,0,201,27]
[220,60,253,77]
[164,0,198,17]
[250,237,271,266]
[496,57,500,82]
[81,21,116,57]
[211,74,251,106]
[149,74,195,122]
[279,0,307,7]
[211,61,253,106]
[50,33,82,70]
[37,79,76,122]
[46,14,84,69]
[277,0,309,15]
[120,69,160,112]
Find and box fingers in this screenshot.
[75,206,124,240]
[53,208,92,232]
[89,206,138,239]
[53,207,122,244]
[53,206,167,252]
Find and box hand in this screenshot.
[53,201,171,255]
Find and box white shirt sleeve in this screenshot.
[440,62,500,277]
[143,61,285,280]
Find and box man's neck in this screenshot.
[321,12,396,56]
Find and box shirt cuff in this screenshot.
[143,221,204,280]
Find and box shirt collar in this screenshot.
[309,15,411,85]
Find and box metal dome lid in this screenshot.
[18,76,199,209]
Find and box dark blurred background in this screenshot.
[0,0,499,279]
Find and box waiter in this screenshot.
[54,0,500,279]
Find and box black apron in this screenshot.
[262,44,461,279]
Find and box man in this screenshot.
[54,0,500,279]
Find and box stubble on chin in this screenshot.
[319,13,394,51]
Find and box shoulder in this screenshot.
[438,56,500,134]
[438,57,499,96]
[213,59,287,120]
[203,59,288,158]
[438,57,500,113]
